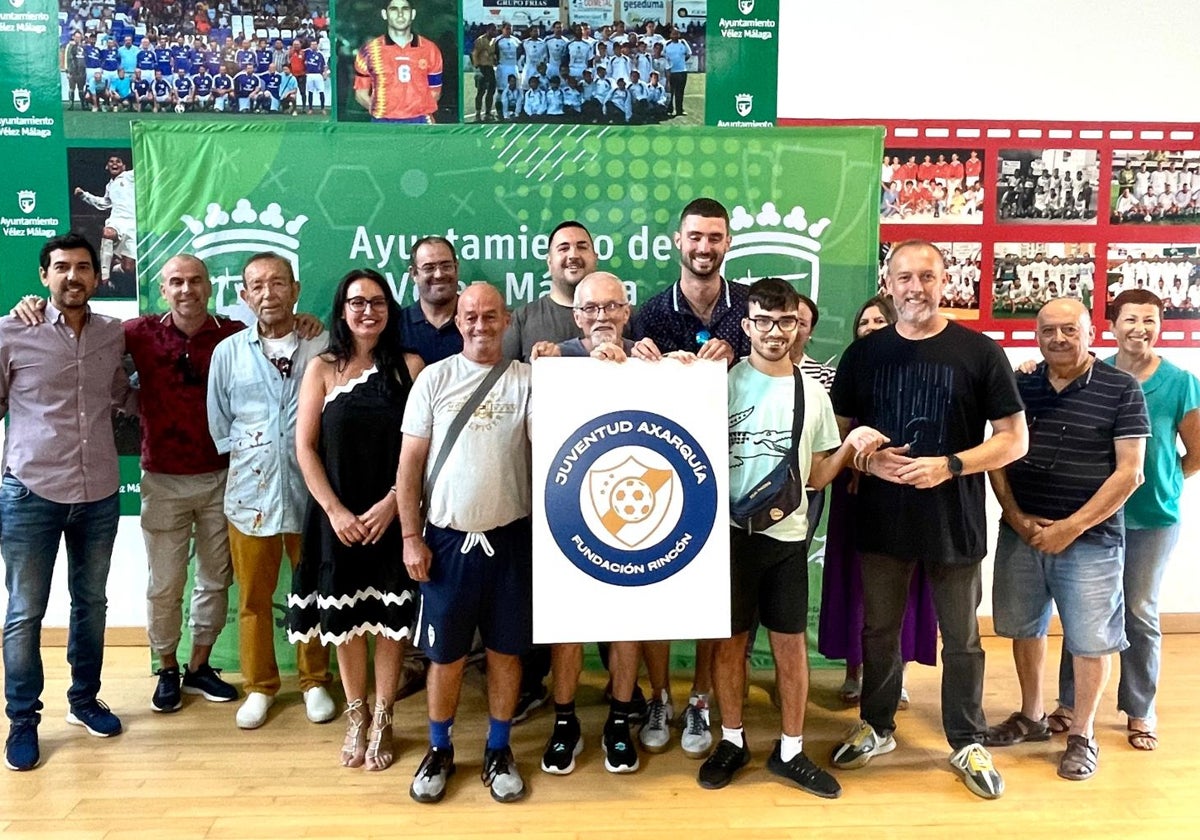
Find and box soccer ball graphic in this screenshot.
[610,477,655,524]
[175,103,185,113]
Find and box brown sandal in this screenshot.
[983,711,1051,746]
[1046,706,1073,734]
[1057,734,1099,781]
[341,699,368,768]
[1127,727,1158,751]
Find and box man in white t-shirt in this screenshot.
[698,277,884,797]
[399,282,533,805]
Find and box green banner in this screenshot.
[705,0,778,128]
[134,122,878,352]
[0,0,68,305]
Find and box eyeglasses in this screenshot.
[175,350,204,386]
[747,316,800,333]
[415,261,456,276]
[346,296,389,313]
[574,301,628,317]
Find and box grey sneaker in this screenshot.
[830,720,896,770]
[638,692,673,753]
[410,746,456,803]
[950,743,1004,799]
[482,746,526,803]
[681,700,713,759]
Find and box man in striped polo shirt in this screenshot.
[986,297,1149,783]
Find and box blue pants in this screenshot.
[1,474,119,721]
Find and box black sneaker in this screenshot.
[603,721,640,774]
[410,745,456,803]
[697,738,750,789]
[4,715,39,771]
[65,699,122,737]
[181,663,238,702]
[152,667,182,713]
[766,741,842,799]
[482,745,526,802]
[512,684,548,725]
[540,717,583,775]
[628,684,648,725]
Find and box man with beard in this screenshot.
[828,239,1028,800]
[502,220,598,362]
[401,236,463,365]
[629,197,747,761]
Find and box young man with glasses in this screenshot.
[700,277,884,796]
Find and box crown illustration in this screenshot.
[17,189,35,202]
[13,88,30,99]
[725,203,830,296]
[180,198,309,263]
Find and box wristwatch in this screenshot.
[946,453,964,477]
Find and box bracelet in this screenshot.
[389,485,396,495]
[863,453,874,476]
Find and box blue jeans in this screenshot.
[1,474,119,721]
[1058,524,1180,718]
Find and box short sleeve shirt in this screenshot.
[831,322,1024,563]
[632,278,751,360]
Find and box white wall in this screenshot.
[779,0,1200,122]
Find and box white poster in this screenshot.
[621,0,668,26]
[532,357,730,643]
[567,0,616,28]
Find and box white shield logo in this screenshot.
[738,0,755,14]
[12,89,30,113]
[9,0,26,8]
[587,455,675,549]
[17,191,35,213]
[735,93,753,117]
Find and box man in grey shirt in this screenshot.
[0,234,135,771]
[502,220,598,362]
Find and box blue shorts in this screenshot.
[415,518,532,663]
[992,523,1128,656]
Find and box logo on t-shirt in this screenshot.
[545,410,717,587]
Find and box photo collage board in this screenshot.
[42,0,775,302]
[781,117,1200,349]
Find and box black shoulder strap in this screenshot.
[425,361,508,501]
[790,368,805,470]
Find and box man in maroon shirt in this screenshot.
[123,255,246,711]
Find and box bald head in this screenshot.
[1036,296,1093,372]
[160,253,213,324]
[456,282,509,365]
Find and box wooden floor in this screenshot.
[1,635,1198,839]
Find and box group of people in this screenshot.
[468,18,694,124]
[1112,157,1200,223]
[2,200,1195,811]
[993,253,1097,315]
[1107,253,1200,317]
[62,29,331,115]
[996,162,1099,222]
[881,153,985,221]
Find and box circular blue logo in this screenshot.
[545,410,718,587]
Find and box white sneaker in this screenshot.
[681,699,713,759]
[236,692,275,729]
[303,686,336,723]
[638,691,674,753]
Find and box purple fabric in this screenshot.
[818,471,939,668]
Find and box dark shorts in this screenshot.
[415,517,532,663]
[729,527,808,636]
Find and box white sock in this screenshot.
[99,238,113,281]
[721,725,744,748]
[780,733,804,762]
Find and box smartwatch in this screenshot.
[946,453,964,477]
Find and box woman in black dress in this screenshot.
[288,269,424,770]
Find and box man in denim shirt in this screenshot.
[207,252,333,730]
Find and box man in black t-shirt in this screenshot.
[829,239,1028,800]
